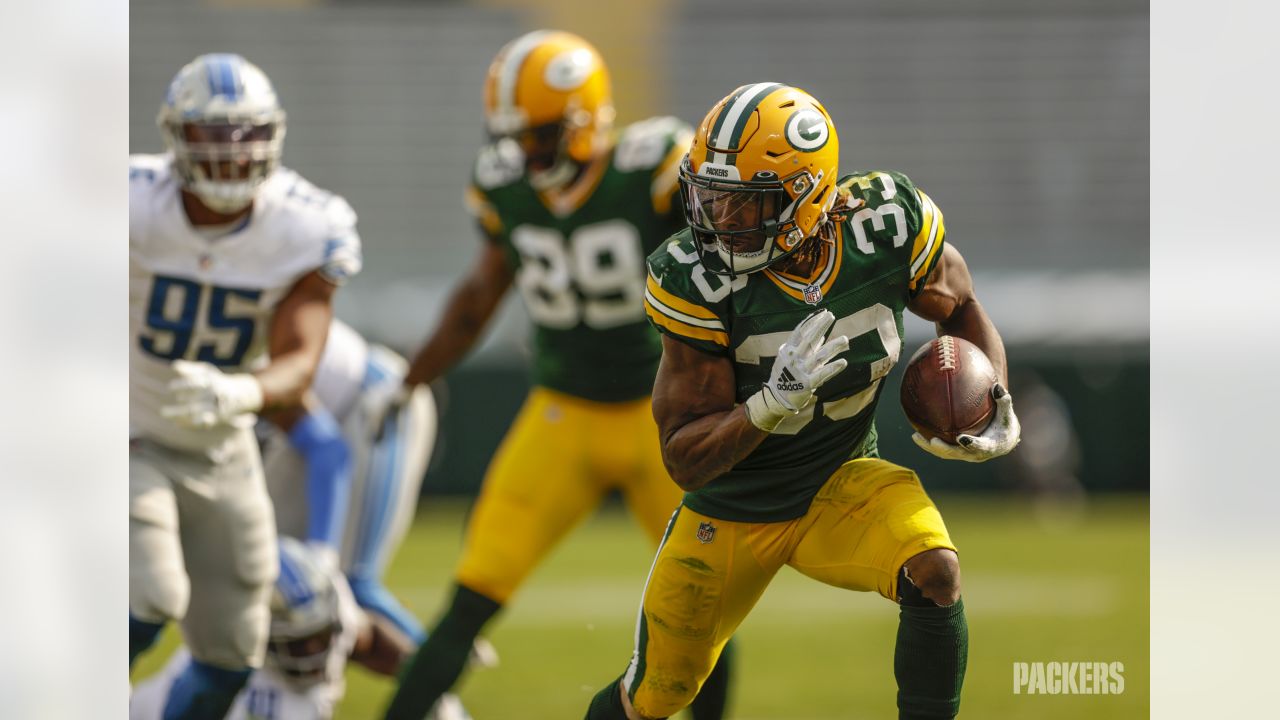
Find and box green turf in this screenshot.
[132,494,1148,718]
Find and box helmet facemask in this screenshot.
[266,621,340,690]
[493,101,610,192]
[161,116,285,213]
[681,160,829,275]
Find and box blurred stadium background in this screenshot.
[130,0,1149,717]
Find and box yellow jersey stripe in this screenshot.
[644,289,725,331]
[645,274,718,320]
[910,218,946,290]
[909,192,946,290]
[645,301,729,347]
[909,190,939,269]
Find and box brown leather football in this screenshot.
[900,336,998,444]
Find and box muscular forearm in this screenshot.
[937,297,1008,388]
[662,406,768,491]
[255,354,318,410]
[402,282,502,388]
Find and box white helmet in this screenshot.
[156,53,286,213]
[267,537,342,688]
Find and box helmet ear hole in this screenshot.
[811,184,830,208]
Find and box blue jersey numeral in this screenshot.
[138,275,262,367]
[245,685,279,719]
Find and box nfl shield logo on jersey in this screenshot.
[696,521,716,544]
[803,283,823,305]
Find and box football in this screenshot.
[900,336,999,445]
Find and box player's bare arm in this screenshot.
[401,239,515,388]
[907,243,1020,460]
[351,610,416,677]
[908,243,1008,388]
[257,270,338,410]
[259,391,321,431]
[651,336,768,491]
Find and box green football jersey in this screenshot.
[467,117,692,402]
[644,170,948,522]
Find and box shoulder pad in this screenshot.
[838,170,945,293]
[473,140,524,191]
[615,116,693,173]
[129,154,171,185]
[264,169,364,286]
[837,170,920,211]
[644,231,741,353]
[129,155,176,249]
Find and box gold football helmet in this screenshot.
[680,83,840,274]
[483,30,615,190]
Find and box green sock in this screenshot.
[584,675,630,720]
[383,584,500,720]
[895,598,968,720]
[689,638,735,720]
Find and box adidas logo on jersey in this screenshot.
[776,368,804,391]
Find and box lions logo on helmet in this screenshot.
[156,53,287,213]
[680,83,841,275]
[267,537,344,688]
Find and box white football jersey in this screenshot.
[129,154,362,455]
[311,318,370,422]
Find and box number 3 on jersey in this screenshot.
[511,220,644,330]
[139,275,261,367]
[737,303,901,435]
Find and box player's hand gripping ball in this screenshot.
[901,336,1020,462]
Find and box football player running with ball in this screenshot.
[382,31,734,720]
[129,54,361,719]
[583,84,1020,720]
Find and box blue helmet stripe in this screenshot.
[204,54,242,101]
[276,544,316,607]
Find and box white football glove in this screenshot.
[160,360,263,429]
[745,309,850,432]
[912,383,1021,462]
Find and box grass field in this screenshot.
[133,494,1148,719]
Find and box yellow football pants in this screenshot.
[623,457,957,718]
[455,387,683,604]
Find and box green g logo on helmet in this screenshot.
[784,108,829,152]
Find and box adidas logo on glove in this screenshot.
[776,368,805,392]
